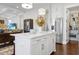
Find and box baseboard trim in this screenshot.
[62,40,69,45]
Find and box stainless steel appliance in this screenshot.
[55,17,63,43]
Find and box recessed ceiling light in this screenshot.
[22,3,33,9]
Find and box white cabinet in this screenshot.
[31,38,41,55]
[48,35,53,54]
[14,37,31,55]
[40,37,48,55]
[31,36,49,55]
[48,34,56,54]
[13,31,56,55]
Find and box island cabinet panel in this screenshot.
[13,31,56,55]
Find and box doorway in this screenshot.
[67,6,79,41]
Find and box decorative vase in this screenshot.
[38,27,42,32]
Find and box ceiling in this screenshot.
[0,3,26,12]
[1,3,79,15]
[0,3,28,19]
[2,3,31,11]
[0,3,51,18]
[0,3,51,12]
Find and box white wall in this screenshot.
[1,3,79,44]
[19,3,79,44]
[51,3,65,44]
[0,3,52,31]
[51,3,79,44]
[63,3,79,44]
[21,3,52,31]
[51,3,65,33]
[12,3,79,44]
[22,3,67,44]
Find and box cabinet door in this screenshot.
[31,36,48,55]
[31,35,52,55]
[31,39,41,55]
[15,37,30,55]
[48,35,53,54]
[41,37,48,55]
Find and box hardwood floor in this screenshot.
[53,40,79,55]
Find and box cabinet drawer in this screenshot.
[31,38,41,45]
[31,35,49,45]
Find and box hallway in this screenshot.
[54,40,79,55]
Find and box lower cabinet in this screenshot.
[48,35,53,54]
[41,38,48,55]
[14,33,56,55]
[31,37,48,55]
[31,39,41,55]
[31,34,55,55]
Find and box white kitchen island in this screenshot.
[11,31,56,55]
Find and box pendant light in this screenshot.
[22,3,33,9]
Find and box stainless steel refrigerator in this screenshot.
[55,17,63,43]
